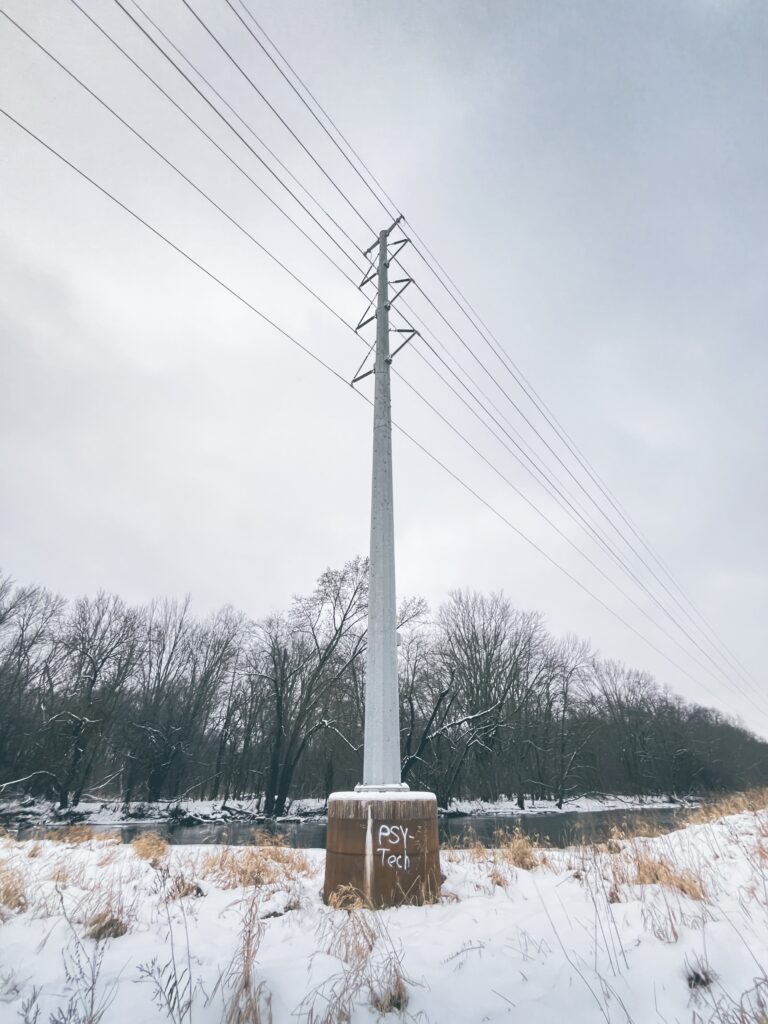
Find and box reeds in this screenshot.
[200,843,309,890]
[0,863,27,918]
[131,831,169,862]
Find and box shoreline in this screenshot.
[0,804,764,1021]
[0,791,699,831]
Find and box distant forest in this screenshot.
[1,561,765,815]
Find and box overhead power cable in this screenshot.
[228,0,397,224]
[93,0,758,705]
[406,243,763,697]
[1,7,360,322]
[7,6,759,714]
[229,0,759,696]
[11,8,761,712]
[403,217,760,690]
[98,0,363,275]
[180,0,377,236]
[406,279,757,691]
[406,270,766,702]
[3,102,761,724]
[126,0,359,256]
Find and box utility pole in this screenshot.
[362,227,404,788]
[323,220,440,908]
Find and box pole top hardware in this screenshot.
[351,228,418,386]
[362,214,404,257]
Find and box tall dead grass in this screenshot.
[689,788,768,824]
[44,825,122,845]
[0,863,27,919]
[304,907,409,1023]
[201,844,309,890]
[610,846,706,901]
[220,896,272,1024]
[131,831,169,862]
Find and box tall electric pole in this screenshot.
[361,227,403,788]
[323,220,440,908]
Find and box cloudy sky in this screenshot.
[1,0,765,731]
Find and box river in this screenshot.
[25,805,696,849]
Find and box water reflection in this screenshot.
[35,805,695,850]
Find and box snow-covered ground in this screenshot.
[445,792,695,816]
[0,792,696,830]
[2,805,767,1022]
[0,797,328,829]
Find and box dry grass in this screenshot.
[200,844,309,890]
[305,907,409,1023]
[131,831,169,862]
[326,883,372,912]
[43,824,95,844]
[689,788,768,825]
[222,896,271,1023]
[495,828,540,870]
[49,860,72,885]
[323,906,378,963]
[0,864,27,918]
[488,867,508,888]
[167,871,204,901]
[84,908,129,940]
[43,825,122,845]
[617,849,706,901]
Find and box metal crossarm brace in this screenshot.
[387,329,418,363]
[356,310,377,332]
[386,237,409,266]
[362,213,403,257]
[387,278,412,306]
[360,263,378,289]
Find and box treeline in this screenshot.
[0,561,765,815]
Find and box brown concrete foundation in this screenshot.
[323,790,441,908]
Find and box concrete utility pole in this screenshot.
[362,229,403,788]
[323,221,440,908]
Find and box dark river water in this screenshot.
[28,805,696,850]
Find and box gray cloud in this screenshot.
[1,0,765,729]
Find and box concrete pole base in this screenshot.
[323,790,441,908]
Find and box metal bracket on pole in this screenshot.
[351,223,417,385]
[385,237,409,267]
[387,328,419,363]
[387,278,413,307]
[362,213,403,257]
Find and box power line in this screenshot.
[102,0,364,275]
[1,7,360,328]
[228,0,397,224]
[3,104,760,723]
[228,1,760,696]
[63,0,358,289]
[6,5,760,717]
[383,314,767,708]
[397,279,761,698]
[126,0,360,257]
[76,1,758,705]
[405,240,763,696]
[180,0,377,236]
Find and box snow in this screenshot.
[1,807,767,1021]
[446,793,697,816]
[330,791,437,802]
[0,792,697,831]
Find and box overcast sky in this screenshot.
[1,0,766,731]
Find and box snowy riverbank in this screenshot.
[444,792,696,816]
[1,800,766,1021]
[0,792,697,830]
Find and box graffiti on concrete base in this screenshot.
[377,824,412,871]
